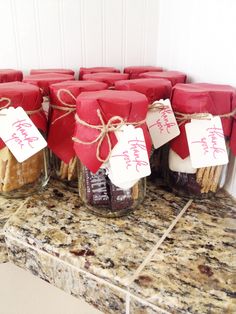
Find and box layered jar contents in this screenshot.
[0,82,49,198]
[167,83,236,198]
[48,80,108,189]
[73,90,152,217]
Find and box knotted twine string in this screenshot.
[51,89,77,125]
[175,107,236,126]
[148,100,169,112]
[0,97,43,116]
[72,109,146,163]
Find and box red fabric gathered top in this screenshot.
[79,67,120,80]
[124,66,163,79]
[0,81,47,149]
[0,69,23,83]
[170,83,236,159]
[48,80,108,163]
[82,73,129,88]
[114,78,172,103]
[23,73,75,96]
[73,90,152,173]
[30,69,75,76]
[139,71,187,86]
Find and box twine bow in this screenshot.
[51,89,76,125]
[72,109,146,163]
[148,101,169,112]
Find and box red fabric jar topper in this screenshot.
[124,66,163,79]
[48,80,107,164]
[79,67,120,80]
[23,73,74,96]
[82,73,129,88]
[171,83,236,159]
[0,81,47,149]
[139,71,187,86]
[114,78,172,103]
[73,90,152,173]
[30,69,75,76]
[0,69,23,83]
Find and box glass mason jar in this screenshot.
[79,165,146,217]
[165,146,229,199]
[0,144,49,198]
[51,154,78,190]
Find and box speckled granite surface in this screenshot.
[0,197,22,263]
[4,180,236,314]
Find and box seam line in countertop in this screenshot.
[124,199,193,286]
[5,234,172,314]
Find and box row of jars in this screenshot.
[0,68,235,218]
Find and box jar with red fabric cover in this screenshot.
[48,80,108,189]
[0,82,49,198]
[82,73,128,89]
[79,67,120,80]
[139,70,187,86]
[123,66,163,79]
[23,73,75,119]
[73,90,152,217]
[0,69,23,83]
[167,83,236,198]
[114,78,172,180]
[30,69,75,76]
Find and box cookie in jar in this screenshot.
[0,82,49,198]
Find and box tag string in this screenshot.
[50,89,77,125]
[72,109,146,163]
[175,107,236,126]
[148,100,169,112]
[0,97,43,115]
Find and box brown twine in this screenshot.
[50,89,77,125]
[0,97,43,115]
[175,107,236,126]
[72,109,146,163]
[148,101,169,112]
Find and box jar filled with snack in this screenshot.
[82,73,128,89]
[0,82,49,198]
[167,83,236,198]
[23,73,75,118]
[48,80,108,189]
[139,70,187,86]
[73,90,152,217]
[123,66,163,79]
[115,78,173,180]
[79,67,120,80]
[0,69,23,83]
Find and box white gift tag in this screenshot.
[185,116,228,168]
[0,107,47,162]
[108,125,151,188]
[146,99,180,149]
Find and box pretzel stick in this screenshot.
[68,157,77,181]
[210,165,223,192]
[196,167,205,185]
[203,166,216,193]
[200,167,211,193]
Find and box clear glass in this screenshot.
[0,146,49,198]
[51,154,78,190]
[79,165,146,217]
[164,147,228,199]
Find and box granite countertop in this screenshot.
[2,180,236,314]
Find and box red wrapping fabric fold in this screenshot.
[0,69,23,83]
[124,66,163,79]
[79,67,120,80]
[48,80,108,163]
[30,69,75,76]
[23,73,74,96]
[171,83,236,159]
[0,81,47,149]
[229,94,236,155]
[114,78,172,103]
[82,73,128,88]
[139,71,187,86]
[73,90,152,173]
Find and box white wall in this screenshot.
[157,0,236,197]
[0,0,159,74]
